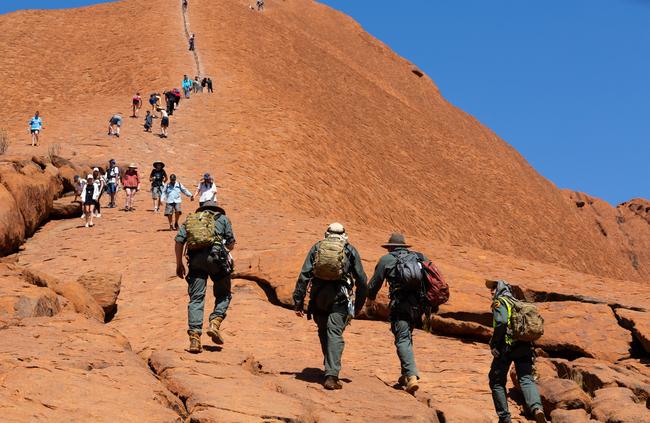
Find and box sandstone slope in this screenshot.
[0,0,649,422]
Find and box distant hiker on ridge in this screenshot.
[149,161,168,213]
[29,111,43,147]
[188,33,195,51]
[164,90,175,116]
[174,200,236,354]
[132,92,142,117]
[108,114,123,138]
[144,110,153,132]
[293,223,367,390]
[486,279,547,423]
[367,233,449,395]
[160,110,170,138]
[182,75,192,99]
[206,77,213,93]
[149,93,159,114]
[257,0,265,11]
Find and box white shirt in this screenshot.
[106,166,120,184]
[197,181,217,203]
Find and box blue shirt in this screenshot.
[162,181,192,204]
[29,116,42,131]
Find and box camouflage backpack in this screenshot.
[312,237,349,281]
[185,211,220,251]
[501,297,544,342]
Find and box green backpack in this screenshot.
[501,297,544,342]
[185,211,220,251]
[312,237,349,281]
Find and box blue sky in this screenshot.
[2,1,648,205]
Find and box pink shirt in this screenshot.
[121,171,140,188]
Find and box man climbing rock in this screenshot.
[293,223,367,390]
[175,201,236,354]
[188,33,195,51]
[486,279,547,423]
[367,233,427,395]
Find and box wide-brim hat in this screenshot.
[485,279,499,290]
[152,161,165,168]
[128,163,138,169]
[196,200,225,214]
[381,233,412,249]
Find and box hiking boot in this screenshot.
[206,317,224,345]
[188,331,202,354]
[404,375,419,395]
[533,409,547,423]
[323,376,342,390]
[398,375,408,387]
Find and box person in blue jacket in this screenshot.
[29,111,43,147]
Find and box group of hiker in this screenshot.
[98,73,214,142]
[73,159,219,232]
[173,216,547,422]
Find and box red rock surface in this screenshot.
[0,0,649,422]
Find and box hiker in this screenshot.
[182,0,188,10]
[193,77,202,94]
[206,78,213,93]
[121,163,140,211]
[192,173,217,206]
[150,161,168,213]
[132,93,142,117]
[164,90,175,116]
[73,175,85,203]
[162,174,192,230]
[144,110,153,132]
[201,78,207,91]
[257,0,265,11]
[105,159,120,208]
[108,114,123,137]
[486,280,547,423]
[174,200,235,353]
[182,76,192,99]
[293,223,368,390]
[92,167,106,218]
[172,88,182,109]
[160,110,170,138]
[81,174,99,228]
[188,33,195,51]
[29,111,43,147]
[366,233,430,395]
[149,93,158,113]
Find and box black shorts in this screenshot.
[161,117,169,126]
[30,129,39,134]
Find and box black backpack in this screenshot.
[394,251,423,292]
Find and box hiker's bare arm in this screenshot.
[175,241,185,278]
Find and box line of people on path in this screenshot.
[72,159,219,232]
[172,217,547,423]
[29,68,212,145]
